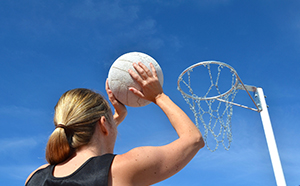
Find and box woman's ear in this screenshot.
[99,116,109,136]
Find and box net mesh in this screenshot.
[178,63,239,152]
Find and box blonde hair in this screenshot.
[46,88,112,165]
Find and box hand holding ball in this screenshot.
[107,52,164,107]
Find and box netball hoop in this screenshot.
[177,61,286,186]
[177,61,260,152]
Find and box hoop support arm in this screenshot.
[235,76,261,112]
[216,98,259,112]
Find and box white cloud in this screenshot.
[153,0,232,8]
[0,105,45,117]
[70,0,139,23]
[0,137,39,153]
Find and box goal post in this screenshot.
[256,87,286,186]
[177,61,286,186]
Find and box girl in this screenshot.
[26,62,205,186]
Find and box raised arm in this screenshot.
[111,62,205,186]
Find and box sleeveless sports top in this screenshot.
[26,153,116,186]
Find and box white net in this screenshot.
[178,62,239,152]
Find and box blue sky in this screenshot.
[0,0,299,185]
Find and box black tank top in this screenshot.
[26,154,116,186]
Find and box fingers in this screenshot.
[139,62,153,77]
[128,63,145,88]
[106,79,127,125]
[105,79,111,95]
[133,62,154,79]
[131,63,147,80]
[127,69,145,99]
[150,63,157,77]
[106,79,116,102]
[106,79,122,105]
[105,79,110,90]
[128,87,144,98]
[128,68,144,87]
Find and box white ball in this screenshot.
[108,52,164,107]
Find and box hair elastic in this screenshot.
[55,124,75,154]
[56,124,74,136]
[56,124,67,129]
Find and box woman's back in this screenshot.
[26,154,115,186]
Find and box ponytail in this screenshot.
[46,127,74,165]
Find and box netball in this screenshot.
[107,52,164,107]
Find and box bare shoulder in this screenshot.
[25,164,49,185]
[110,146,172,186]
[111,138,202,186]
[112,146,158,170]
